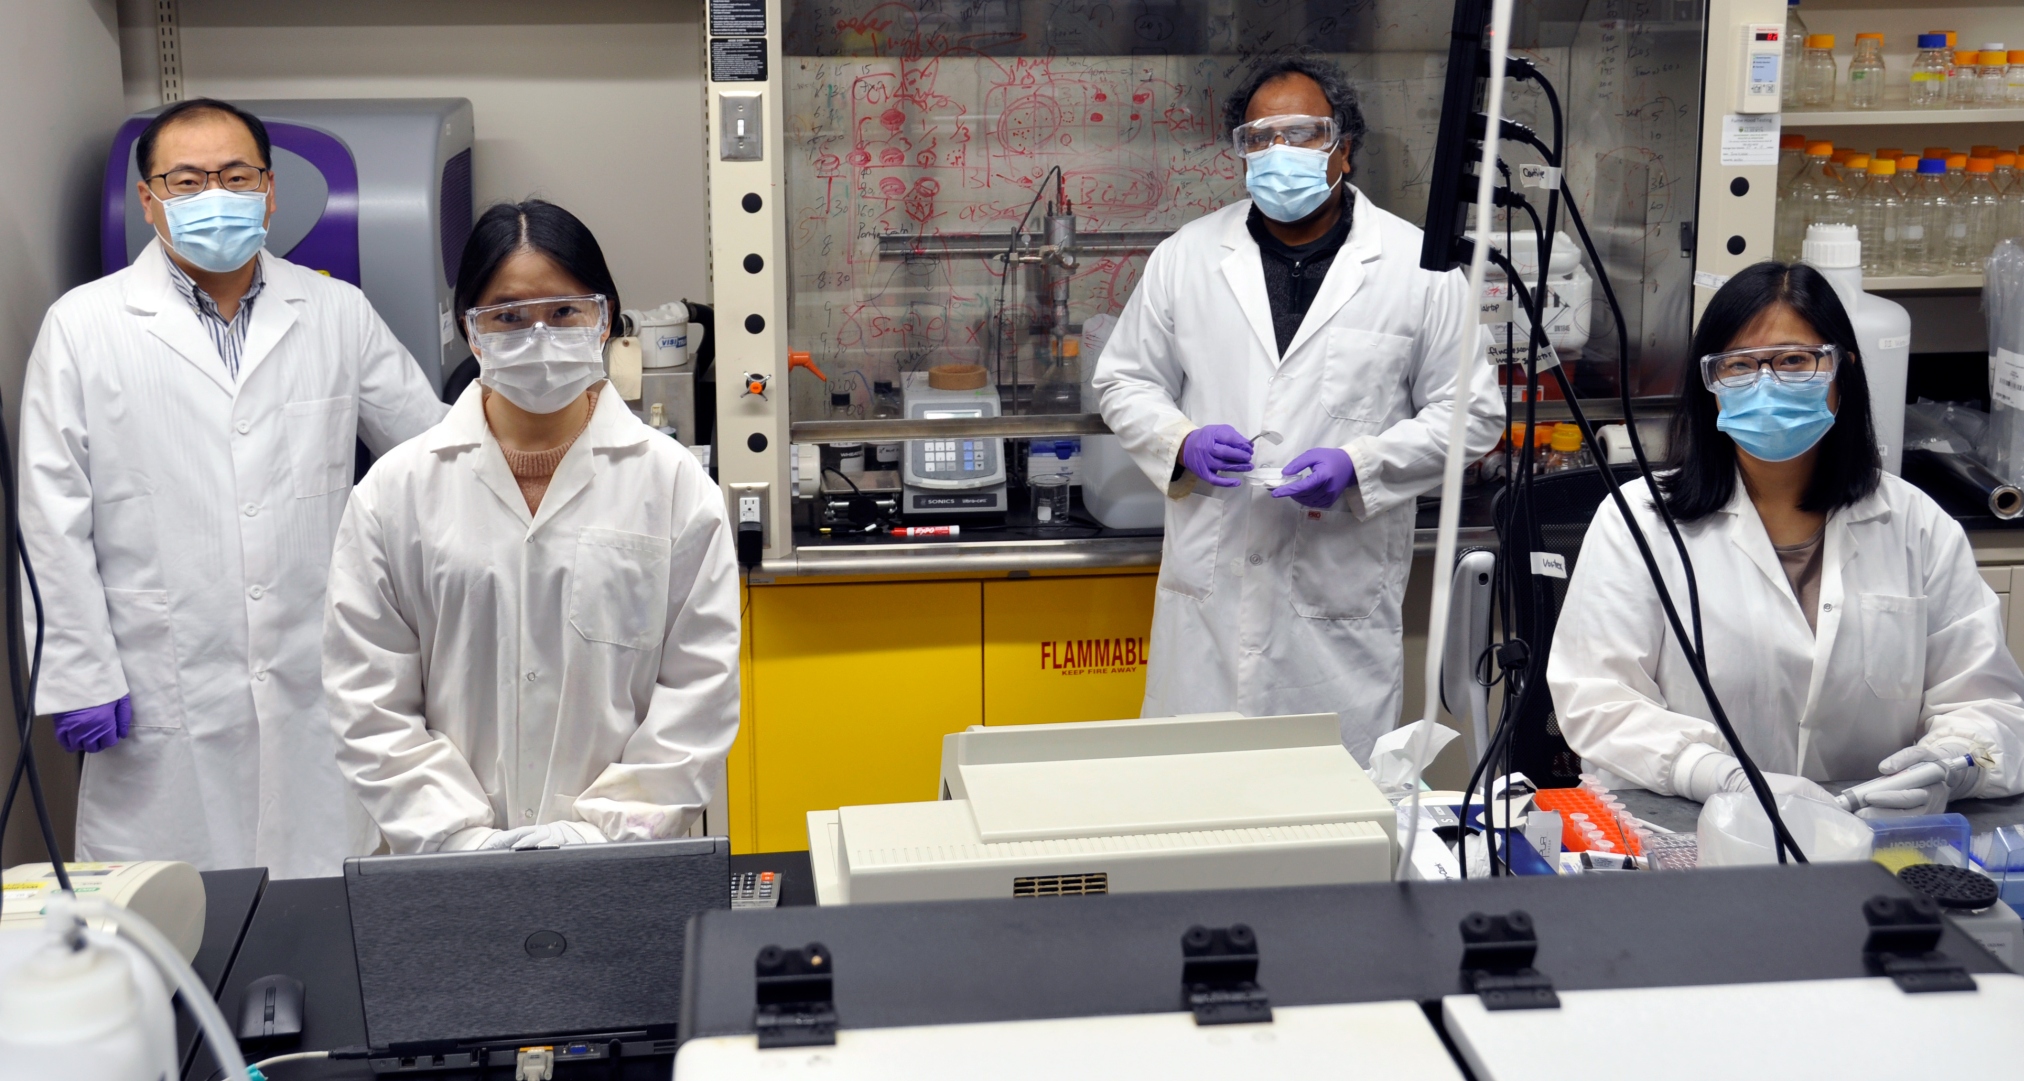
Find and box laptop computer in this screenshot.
[344,837,729,1073]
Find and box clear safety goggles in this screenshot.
[1699,344,1840,392]
[464,294,609,339]
[1231,114,1340,157]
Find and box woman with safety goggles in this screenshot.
[1548,262,2024,817]
[322,199,740,853]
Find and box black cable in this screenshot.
[1558,185,1705,655]
[0,533,46,847]
[0,387,68,890]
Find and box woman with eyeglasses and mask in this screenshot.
[1548,262,2024,817]
[323,200,739,852]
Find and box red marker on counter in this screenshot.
[890,525,960,537]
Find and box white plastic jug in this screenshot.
[1803,224,1912,474]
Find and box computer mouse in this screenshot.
[238,974,305,1041]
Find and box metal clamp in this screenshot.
[753,942,837,1048]
[1181,924,1272,1026]
[1862,895,1976,994]
[1459,911,1559,1010]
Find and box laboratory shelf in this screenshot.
[1782,104,2024,127]
[1865,272,1985,293]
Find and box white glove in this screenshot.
[1853,740,1982,820]
[478,821,605,850]
[1675,746,1835,805]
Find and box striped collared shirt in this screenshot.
[164,250,266,381]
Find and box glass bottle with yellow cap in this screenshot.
[1542,424,1591,475]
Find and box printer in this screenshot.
[806,713,1395,905]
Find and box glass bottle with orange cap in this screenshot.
[1849,33,1886,109]
[1951,49,1982,106]
[1978,46,2009,106]
[1800,34,1838,107]
[1856,155,1903,277]
[1952,158,2002,271]
[1777,141,1837,262]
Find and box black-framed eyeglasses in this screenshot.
[1699,344,1840,391]
[146,166,271,199]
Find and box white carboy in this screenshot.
[1802,223,1913,474]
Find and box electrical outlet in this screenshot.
[728,482,769,567]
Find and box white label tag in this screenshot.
[439,303,455,346]
[1877,335,1911,350]
[1693,270,1730,291]
[1517,163,1562,189]
[1479,298,1512,325]
[1719,113,1780,166]
[1530,551,1568,578]
[1995,349,2024,410]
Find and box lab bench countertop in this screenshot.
[766,458,2024,579]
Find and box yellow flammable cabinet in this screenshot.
[728,569,1156,853]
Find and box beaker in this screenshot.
[1031,473,1072,525]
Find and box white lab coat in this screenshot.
[1094,190,1504,760]
[322,385,741,853]
[20,239,447,878]
[1547,473,2024,796]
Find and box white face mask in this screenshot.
[473,325,607,414]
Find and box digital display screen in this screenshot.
[923,408,983,419]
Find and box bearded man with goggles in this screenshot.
[1093,58,1502,761]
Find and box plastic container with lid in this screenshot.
[1911,34,1951,108]
[1946,153,1969,192]
[1803,223,1912,470]
[1778,142,1844,262]
[1848,32,1885,109]
[2010,50,2024,105]
[1801,34,1838,107]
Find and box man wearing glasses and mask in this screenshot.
[1094,58,1503,762]
[18,98,446,877]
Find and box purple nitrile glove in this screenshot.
[53,695,133,754]
[1179,424,1254,488]
[1271,447,1357,509]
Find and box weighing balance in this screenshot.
[901,367,1006,517]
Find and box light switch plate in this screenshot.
[720,92,763,161]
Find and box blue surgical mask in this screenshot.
[1714,374,1836,462]
[1244,145,1338,223]
[160,188,269,273]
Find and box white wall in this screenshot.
[0,0,127,868]
[117,0,711,310]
